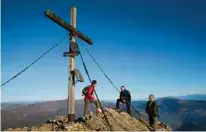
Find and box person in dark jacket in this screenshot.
[83,80,101,116]
[116,86,131,114]
[145,94,159,129]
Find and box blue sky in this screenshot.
[1,0,206,102]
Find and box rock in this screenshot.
[37,124,53,131]
[10,128,23,131]
[23,127,31,131]
[31,126,39,131]
[61,116,68,123]
[85,108,171,131]
[4,107,172,131]
[86,114,109,131]
[6,128,14,131]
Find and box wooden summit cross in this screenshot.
[45,6,93,122]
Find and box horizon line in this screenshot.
[1,93,206,103]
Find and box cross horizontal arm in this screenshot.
[45,9,93,45]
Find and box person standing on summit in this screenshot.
[145,94,159,129]
[83,80,102,116]
[116,86,131,114]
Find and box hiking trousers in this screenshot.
[84,98,100,116]
[149,116,158,128]
[116,99,131,114]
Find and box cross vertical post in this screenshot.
[45,5,93,123]
[68,6,76,123]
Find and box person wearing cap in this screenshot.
[116,86,131,114]
[83,80,102,117]
[145,94,159,129]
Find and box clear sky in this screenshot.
[1,0,206,102]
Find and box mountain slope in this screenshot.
[2,98,206,131]
[5,108,171,131]
[177,120,206,131]
[1,99,114,130]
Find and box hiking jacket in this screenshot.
[84,85,95,101]
[120,89,131,102]
[145,101,159,117]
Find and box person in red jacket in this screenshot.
[83,80,102,116]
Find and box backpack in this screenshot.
[82,85,89,96]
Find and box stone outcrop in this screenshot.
[6,108,172,131]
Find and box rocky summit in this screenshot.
[6,108,172,131]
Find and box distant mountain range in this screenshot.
[133,94,206,101]
[1,99,114,130]
[1,96,206,131]
[176,94,206,101]
[132,97,206,131]
[2,93,205,105]
[1,101,42,109]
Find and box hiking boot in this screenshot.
[151,124,157,131]
[82,117,86,120]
